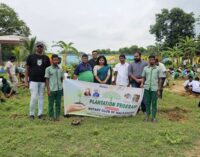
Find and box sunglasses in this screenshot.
[37,45,43,48]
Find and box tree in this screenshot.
[146,43,162,56]
[12,46,21,66]
[23,36,37,55]
[179,36,197,65]
[119,47,130,54]
[12,46,29,66]
[0,3,31,63]
[150,8,195,48]
[0,3,30,36]
[52,41,79,69]
[165,44,182,66]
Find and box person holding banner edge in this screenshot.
[128,52,148,113]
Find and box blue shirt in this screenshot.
[93,92,99,97]
[74,63,92,75]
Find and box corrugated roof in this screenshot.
[0,35,27,44]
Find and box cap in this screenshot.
[36,42,44,47]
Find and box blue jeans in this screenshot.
[29,81,45,116]
[131,81,146,113]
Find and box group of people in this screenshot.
[25,42,63,120]
[169,66,196,80]
[0,56,20,100]
[184,75,200,94]
[1,42,168,122]
[73,50,167,122]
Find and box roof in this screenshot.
[0,35,27,44]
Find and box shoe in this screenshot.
[38,115,43,119]
[29,115,34,120]
[143,115,149,122]
[64,114,71,118]
[152,118,157,123]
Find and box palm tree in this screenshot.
[52,41,79,69]
[12,46,28,66]
[179,36,197,65]
[166,44,182,66]
[23,36,37,55]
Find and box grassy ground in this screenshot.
[0,86,200,157]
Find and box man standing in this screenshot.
[141,55,162,123]
[6,56,18,92]
[113,54,129,86]
[128,52,148,113]
[88,50,98,69]
[155,58,167,98]
[25,42,50,119]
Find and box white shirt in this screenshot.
[0,78,2,88]
[114,62,129,86]
[6,61,16,75]
[191,80,200,93]
[64,73,69,79]
[183,60,187,66]
[158,62,167,78]
[183,80,193,87]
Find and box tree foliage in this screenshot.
[12,46,28,66]
[179,36,197,65]
[52,41,79,69]
[150,8,195,48]
[96,45,147,55]
[0,3,31,62]
[23,36,37,55]
[0,3,30,36]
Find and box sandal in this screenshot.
[71,119,81,126]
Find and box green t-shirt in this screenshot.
[45,65,64,91]
[78,71,94,82]
[142,65,162,91]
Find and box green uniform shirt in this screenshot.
[45,65,64,91]
[142,65,162,91]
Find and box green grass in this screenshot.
[0,87,200,157]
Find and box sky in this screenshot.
[1,0,200,53]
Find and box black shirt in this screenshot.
[26,54,50,82]
[88,58,97,69]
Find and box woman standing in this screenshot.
[93,55,111,84]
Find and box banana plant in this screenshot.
[52,41,79,70]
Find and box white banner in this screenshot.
[64,79,144,117]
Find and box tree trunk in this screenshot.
[0,44,3,65]
[190,55,193,66]
[62,53,67,70]
[176,58,179,67]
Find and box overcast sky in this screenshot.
[1,0,200,53]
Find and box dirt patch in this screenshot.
[9,113,27,120]
[166,80,200,98]
[159,107,191,122]
[10,113,21,119]
[185,140,200,157]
